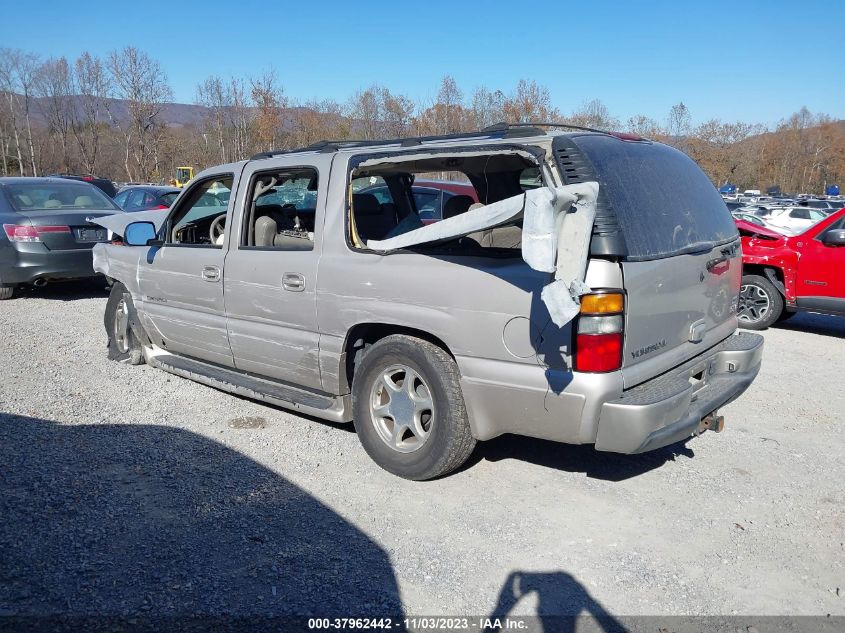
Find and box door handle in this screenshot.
[282,272,305,292]
[201,265,220,282]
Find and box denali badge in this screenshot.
[631,340,666,359]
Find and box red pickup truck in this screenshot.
[737,208,845,329]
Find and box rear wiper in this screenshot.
[675,241,717,256]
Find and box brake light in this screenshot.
[575,291,625,373]
[609,131,645,141]
[153,204,168,210]
[2,224,70,242]
[36,225,72,233]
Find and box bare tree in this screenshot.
[381,88,415,138]
[0,49,25,175]
[436,75,464,134]
[502,79,559,124]
[0,49,40,175]
[348,85,381,140]
[250,69,285,152]
[570,98,618,129]
[666,101,692,144]
[196,75,231,163]
[71,52,108,175]
[469,86,506,129]
[625,114,663,137]
[35,57,73,172]
[106,47,172,181]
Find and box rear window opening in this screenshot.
[348,150,543,256]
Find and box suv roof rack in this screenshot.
[250,124,550,160]
[496,121,646,141]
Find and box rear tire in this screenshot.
[0,285,15,300]
[104,282,145,365]
[737,274,783,330]
[351,335,476,480]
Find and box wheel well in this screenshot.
[743,264,785,296]
[341,323,454,390]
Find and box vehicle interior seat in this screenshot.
[44,199,62,208]
[14,194,33,207]
[253,214,312,250]
[353,193,398,241]
[74,195,93,207]
[442,195,474,219]
[464,202,522,248]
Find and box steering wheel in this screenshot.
[209,214,227,244]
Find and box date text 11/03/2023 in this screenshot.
[307,616,529,630]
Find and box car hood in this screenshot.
[735,219,788,240]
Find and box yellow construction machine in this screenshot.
[171,166,194,188]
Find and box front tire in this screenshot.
[351,335,476,480]
[737,274,783,330]
[104,282,145,365]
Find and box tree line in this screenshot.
[1,46,842,193]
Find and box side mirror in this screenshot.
[124,221,158,246]
[821,228,845,247]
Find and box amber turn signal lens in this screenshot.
[579,293,624,314]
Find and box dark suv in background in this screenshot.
[49,174,118,198]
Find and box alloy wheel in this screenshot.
[369,364,434,453]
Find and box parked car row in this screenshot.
[726,197,843,235]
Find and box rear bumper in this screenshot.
[594,332,764,453]
[0,243,98,284]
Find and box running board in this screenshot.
[147,351,352,423]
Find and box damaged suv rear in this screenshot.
[93,124,763,480]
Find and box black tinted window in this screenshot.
[572,135,738,260]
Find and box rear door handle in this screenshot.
[201,265,220,282]
[282,272,305,292]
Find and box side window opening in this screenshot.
[166,175,233,246]
[348,151,542,256]
[241,168,318,251]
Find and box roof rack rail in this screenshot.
[249,125,552,160]
[495,121,646,141]
[484,121,611,135]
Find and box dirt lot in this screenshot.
[1,281,843,621]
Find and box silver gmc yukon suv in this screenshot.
[92,124,764,480]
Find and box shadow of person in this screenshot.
[467,435,694,482]
[0,414,403,626]
[491,571,627,633]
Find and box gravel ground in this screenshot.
[1,281,843,622]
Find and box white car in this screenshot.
[764,206,828,233]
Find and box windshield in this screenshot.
[4,182,120,212]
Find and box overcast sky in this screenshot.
[4,0,843,127]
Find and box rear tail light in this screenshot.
[574,291,625,373]
[3,224,70,242]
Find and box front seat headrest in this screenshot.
[254,215,278,247]
[352,193,381,216]
[74,195,94,207]
[442,194,475,219]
